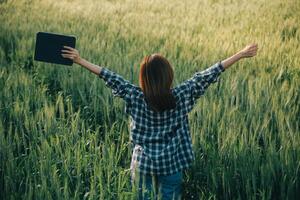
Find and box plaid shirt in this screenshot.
[99,62,225,175]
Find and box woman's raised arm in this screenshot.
[61,46,136,103]
[221,44,258,69]
[61,46,102,75]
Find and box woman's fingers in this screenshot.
[61,48,77,58]
[246,44,258,56]
[61,49,72,52]
[63,46,74,50]
[61,53,75,59]
[61,46,80,63]
[247,44,257,50]
[251,44,258,51]
[249,45,257,51]
[251,46,258,51]
[61,53,70,58]
[61,47,79,54]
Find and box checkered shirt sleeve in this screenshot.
[98,67,136,103]
[177,62,225,112]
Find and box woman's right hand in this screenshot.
[239,44,258,58]
[61,46,82,64]
[221,43,258,69]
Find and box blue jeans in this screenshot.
[131,170,183,200]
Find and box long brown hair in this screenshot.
[139,53,176,112]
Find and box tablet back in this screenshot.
[34,32,76,66]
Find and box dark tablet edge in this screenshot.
[36,31,77,41]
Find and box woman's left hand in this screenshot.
[61,46,81,64]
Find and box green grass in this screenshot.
[0,0,300,199]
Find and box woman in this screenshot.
[61,43,258,199]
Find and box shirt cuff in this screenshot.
[98,67,109,79]
[218,61,225,72]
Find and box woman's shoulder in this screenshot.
[171,85,188,103]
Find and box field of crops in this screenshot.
[0,0,299,199]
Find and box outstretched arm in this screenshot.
[61,46,135,103]
[76,58,102,75]
[61,46,102,75]
[178,43,258,113]
[221,43,258,69]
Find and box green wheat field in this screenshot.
[0,0,299,199]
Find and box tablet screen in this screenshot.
[34,32,76,66]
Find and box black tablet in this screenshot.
[34,32,76,66]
